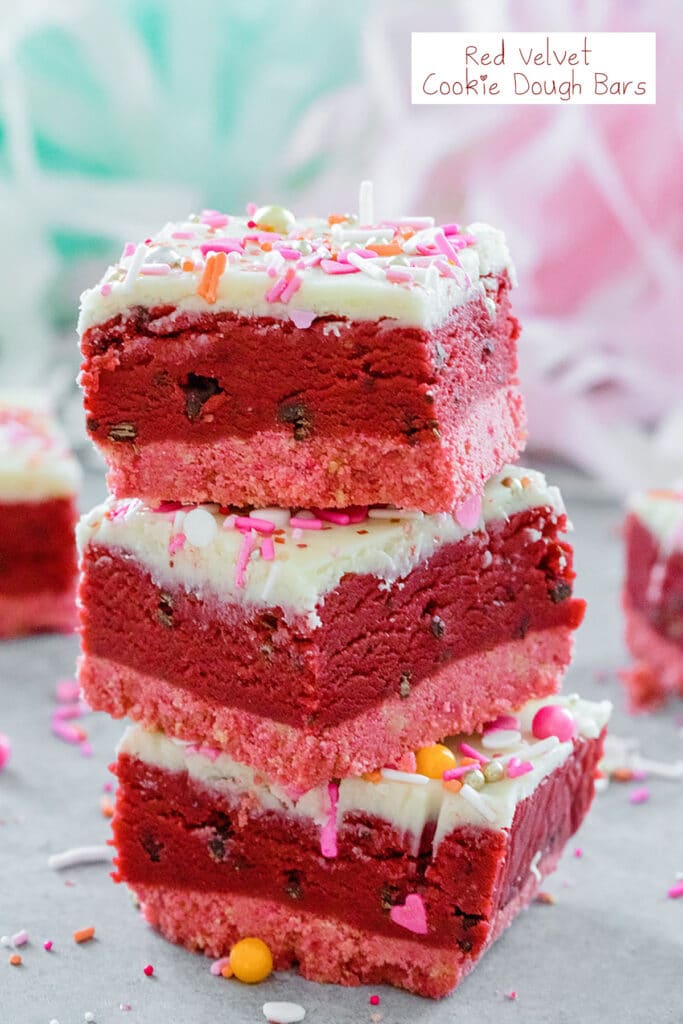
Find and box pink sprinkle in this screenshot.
[152,501,184,515]
[0,733,11,771]
[80,741,93,758]
[168,533,186,555]
[505,990,518,1001]
[290,515,323,530]
[484,714,520,733]
[460,742,489,764]
[507,757,533,779]
[100,283,112,296]
[435,258,457,279]
[632,768,648,781]
[200,238,244,256]
[11,930,28,947]
[261,535,275,562]
[234,515,275,534]
[369,995,380,1006]
[51,719,83,746]
[337,247,376,261]
[274,246,301,260]
[52,703,85,721]
[416,242,437,256]
[171,231,194,239]
[313,505,368,526]
[668,880,683,899]
[289,309,316,329]
[434,230,461,264]
[143,964,154,977]
[280,272,302,303]
[573,847,583,859]
[320,259,359,275]
[139,263,171,276]
[386,266,413,283]
[201,210,229,229]
[235,532,258,589]
[265,276,288,303]
[210,956,231,976]
[629,786,651,805]
[320,782,339,858]
[455,493,482,530]
[532,705,577,743]
[443,765,476,781]
[123,242,136,258]
[186,743,220,761]
[246,201,257,216]
[441,222,460,236]
[103,781,113,792]
[43,940,53,951]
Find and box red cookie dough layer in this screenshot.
[78,479,584,787]
[79,195,525,513]
[112,700,607,998]
[622,504,683,710]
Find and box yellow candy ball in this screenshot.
[252,204,296,234]
[229,937,273,984]
[415,743,457,779]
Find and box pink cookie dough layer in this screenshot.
[83,628,574,788]
[96,383,525,512]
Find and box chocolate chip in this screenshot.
[550,581,572,603]
[108,422,137,442]
[140,832,164,863]
[516,613,531,639]
[284,870,304,901]
[278,400,313,441]
[380,883,401,911]
[430,616,446,639]
[86,417,100,433]
[156,592,174,628]
[180,373,223,422]
[399,671,411,699]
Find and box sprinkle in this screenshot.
[454,492,482,529]
[121,243,148,292]
[460,742,489,763]
[507,757,534,779]
[100,796,115,818]
[573,847,583,859]
[380,768,429,785]
[385,266,413,283]
[201,210,230,229]
[122,242,136,258]
[171,230,195,239]
[369,996,380,1006]
[199,238,244,256]
[484,714,520,733]
[290,515,323,530]
[459,783,497,822]
[196,251,227,304]
[280,272,303,303]
[668,880,683,899]
[345,252,385,280]
[9,954,21,966]
[389,893,428,935]
[0,733,10,771]
[48,845,113,871]
[168,532,186,555]
[143,964,154,977]
[532,704,577,743]
[320,259,359,275]
[100,283,112,296]
[381,217,435,231]
[84,1013,96,1023]
[11,930,28,947]
[262,1002,306,1023]
[629,786,651,805]
[139,263,171,276]
[289,309,316,329]
[481,729,522,750]
[73,927,96,944]
[320,783,339,858]
[235,531,258,589]
[220,962,234,978]
[536,891,555,905]
[442,764,477,780]
[433,229,461,264]
[43,940,53,951]
[265,276,288,302]
[261,536,275,562]
[368,506,423,520]
[210,956,232,976]
[443,779,463,794]
[250,508,291,530]
[358,179,374,226]
[504,990,517,1001]
[183,507,218,547]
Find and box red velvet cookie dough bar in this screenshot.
[78,203,525,512]
[77,465,585,788]
[622,488,683,709]
[111,694,610,999]
[0,398,80,638]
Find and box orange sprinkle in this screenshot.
[611,768,634,783]
[443,779,462,794]
[100,796,115,818]
[73,927,95,944]
[536,891,556,905]
[197,251,227,304]
[182,259,195,273]
[362,770,382,784]
[366,243,402,256]
[274,537,286,544]
[220,963,234,978]
[9,954,22,966]
[460,757,478,767]
[327,213,348,225]
[261,241,273,252]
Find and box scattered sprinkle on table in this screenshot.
[536,891,555,905]
[629,786,651,805]
[573,847,583,858]
[43,940,53,951]
[143,963,154,976]
[505,989,517,1000]
[9,954,22,966]
[73,927,95,944]
[668,879,683,899]
[11,929,28,947]
[369,994,380,1005]
[48,845,113,871]
[262,1001,306,1023]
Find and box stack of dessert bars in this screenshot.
[76,192,610,998]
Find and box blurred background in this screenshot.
[0,0,680,490]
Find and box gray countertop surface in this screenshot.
[1,466,682,1024]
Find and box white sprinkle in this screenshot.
[50,1019,60,1024]
[394,216,435,229]
[0,936,10,947]
[84,1013,96,1023]
[183,507,218,548]
[262,1002,306,1024]
[368,507,424,520]
[459,783,496,822]
[481,729,522,750]
[47,845,113,871]
[322,321,346,337]
[345,252,385,280]
[251,508,291,530]
[380,768,429,785]
[530,850,542,882]
[331,227,394,244]
[358,179,374,226]
[498,736,560,765]
[120,243,148,292]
